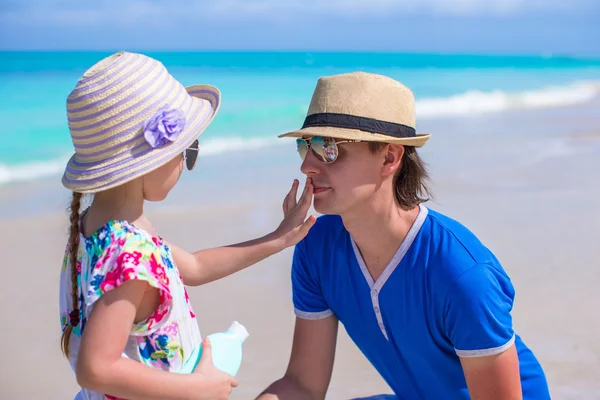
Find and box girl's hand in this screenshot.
[193,338,238,400]
[274,178,316,248]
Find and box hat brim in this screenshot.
[62,84,220,194]
[278,126,431,147]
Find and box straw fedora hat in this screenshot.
[279,72,430,147]
[61,51,220,194]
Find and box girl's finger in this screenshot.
[285,179,299,213]
[297,178,312,209]
[298,181,314,214]
[296,215,316,239]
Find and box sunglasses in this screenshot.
[183,139,200,170]
[296,136,361,164]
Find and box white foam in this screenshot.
[0,159,67,186]
[198,136,283,156]
[417,80,600,119]
[2,80,598,187]
[517,138,576,167]
[0,138,286,187]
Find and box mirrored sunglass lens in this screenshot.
[296,139,308,160]
[185,140,199,170]
[311,136,338,163]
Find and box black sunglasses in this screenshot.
[296,136,361,164]
[183,139,199,170]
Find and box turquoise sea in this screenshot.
[1,51,600,187]
[3,52,600,400]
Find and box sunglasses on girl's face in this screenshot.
[183,139,199,170]
[296,136,361,164]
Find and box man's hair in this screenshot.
[368,142,433,210]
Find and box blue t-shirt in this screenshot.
[292,205,550,399]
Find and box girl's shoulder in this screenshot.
[80,220,164,248]
[81,218,166,262]
[80,219,172,308]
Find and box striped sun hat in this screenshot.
[61,51,220,194]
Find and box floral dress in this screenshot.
[59,218,201,400]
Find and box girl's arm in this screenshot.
[76,280,236,400]
[169,179,315,286]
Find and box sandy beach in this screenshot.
[1,101,600,400]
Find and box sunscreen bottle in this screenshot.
[181,321,249,376]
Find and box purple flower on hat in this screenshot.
[143,105,187,148]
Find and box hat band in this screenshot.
[302,113,416,138]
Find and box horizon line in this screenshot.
[1,49,600,60]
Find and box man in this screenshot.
[257,72,550,399]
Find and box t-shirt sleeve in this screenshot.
[444,263,516,358]
[84,233,173,335]
[291,239,333,320]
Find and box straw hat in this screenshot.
[279,72,430,147]
[61,51,220,194]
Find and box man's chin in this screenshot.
[313,200,339,216]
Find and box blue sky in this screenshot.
[1,0,599,56]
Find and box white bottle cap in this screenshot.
[227,321,249,343]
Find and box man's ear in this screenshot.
[382,144,404,177]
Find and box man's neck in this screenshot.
[342,199,421,282]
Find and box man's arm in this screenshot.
[256,315,339,400]
[445,263,523,399]
[460,343,522,400]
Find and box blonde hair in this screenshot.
[60,191,82,358]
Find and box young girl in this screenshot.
[58,51,315,400]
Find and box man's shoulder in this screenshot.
[419,208,511,295]
[306,213,345,239]
[425,207,471,234]
[423,207,500,268]
[293,215,347,279]
[295,214,347,262]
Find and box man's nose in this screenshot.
[300,147,322,177]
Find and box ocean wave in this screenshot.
[417,80,600,118]
[1,80,598,187]
[198,136,283,156]
[0,138,285,187]
[0,159,67,186]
